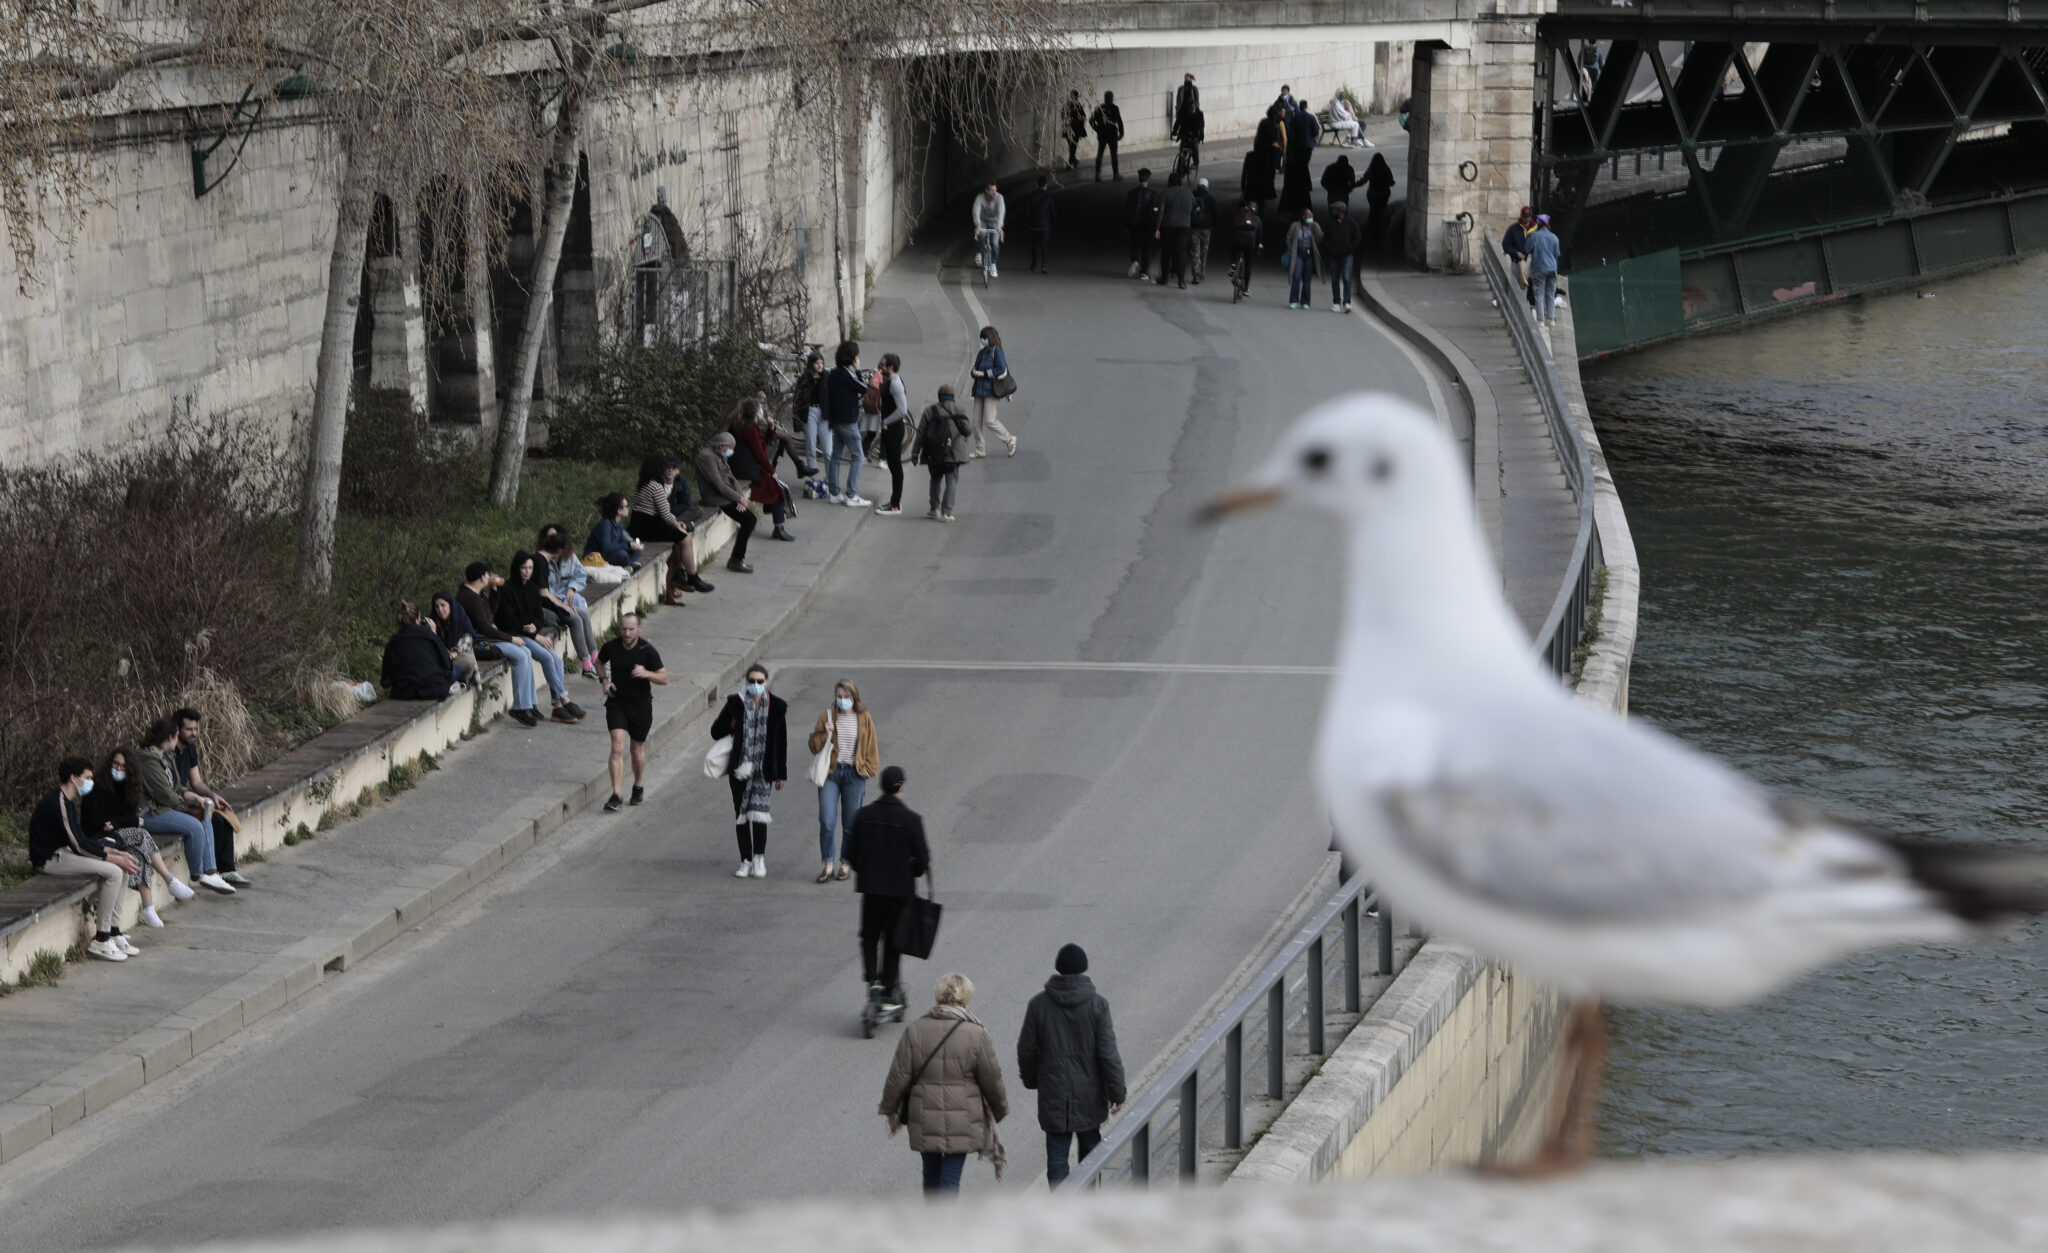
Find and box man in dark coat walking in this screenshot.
[843,765,930,1011]
[1016,943,1127,1186]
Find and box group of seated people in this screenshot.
[28,711,250,961]
[378,393,813,721]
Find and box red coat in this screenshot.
[738,424,785,507]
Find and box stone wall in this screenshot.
[1404,0,1546,269]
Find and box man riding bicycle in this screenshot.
[1228,199,1262,300]
[971,182,1006,278]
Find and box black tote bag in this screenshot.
[894,869,943,960]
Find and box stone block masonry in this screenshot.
[1405,1,1546,270]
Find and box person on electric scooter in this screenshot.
[844,764,930,1016]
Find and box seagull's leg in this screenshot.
[1479,998,1606,1177]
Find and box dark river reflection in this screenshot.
[1584,255,2048,1155]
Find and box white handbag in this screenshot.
[704,735,733,779]
[808,719,834,788]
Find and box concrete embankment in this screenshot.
[1229,272,1640,1182]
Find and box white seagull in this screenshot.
[1205,394,2048,1171]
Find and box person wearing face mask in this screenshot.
[968,325,1017,458]
[695,431,760,574]
[711,664,788,878]
[807,679,880,882]
[84,745,194,927]
[31,756,143,960]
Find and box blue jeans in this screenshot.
[1045,1127,1103,1186]
[1330,255,1355,306]
[1289,255,1314,306]
[494,642,538,710]
[818,763,865,863]
[920,1151,966,1193]
[825,423,863,496]
[144,808,214,875]
[804,405,827,466]
[508,635,568,704]
[1531,269,1558,323]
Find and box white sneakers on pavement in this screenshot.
[734,860,752,878]
[113,934,141,956]
[751,856,767,878]
[196,872,236,894]
[139,905,164,928]
[168,878,195,901]
[1006,438,1019,457]
[844,495,871,508]
[86,937,127,961]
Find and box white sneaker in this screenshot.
[113,934,141,956]
[1331,302,1342,313]
[844,495,871,508]
[735,860,753,878]
[196,872,236,894]
[87,937,127,962]
[989,265,998,277]
[168,879,195,901]
[139,905,164,928]
[826,491,844,504]
[750,856,767,878]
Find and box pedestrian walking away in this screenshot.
[810,680,880,881]
[872,353,912,514]
[1362,152,1396,248]
[711,664,787,878]
[1284,207,1323,309]
[1022,174,1055,273]
[1525,212,1563,325]
[1089,91,1124,181]
[1157,172,1195,289]
[599,612,667,813]
[912,385,973,521]
[843,763,928,1006]
[1321,152,1362,214]
[1124,168,1161,282]
[1503,204,1538,310]
[30,757,143,961]
[1324,200,1363,313]
[879,972,1010,1196]
[968,325,1017,458]
[970,181,1005,277]
[1017,943,1127,1187]
[694,433,760,573]
[1228,199,1264,301]
[1064,90,1087,169]
[1188,177,1217,285]
[1245,105,1285,208]
[822,339,871,506]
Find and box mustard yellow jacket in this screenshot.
[808,707,879,779]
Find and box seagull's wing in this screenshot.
[1350,696,1901,924]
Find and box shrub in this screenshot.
[547,334,766,466]
[339,392,490,520]
[0,416,334,830]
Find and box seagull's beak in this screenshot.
[1198,484,1283,524]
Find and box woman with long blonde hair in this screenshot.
[809,677,879,881]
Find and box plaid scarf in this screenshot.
[739,694,774,820]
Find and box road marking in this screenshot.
[1351,299,1452,437]
[768,659,1333,675]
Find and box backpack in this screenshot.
[1233,204,1261,238]
[919,405,959,464]
[862,372,884,416]
[1190,191,1214,230]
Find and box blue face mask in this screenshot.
[721,448,733,458]
[111,769,127,783]
[836,697,853,712]
[979,338,988,348]
[745,682,766,698]
[77,778,94,797]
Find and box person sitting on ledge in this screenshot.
[381,599,461,700]
[428,591,478,686]
[136,720,233,895]
[495,551,586,725]
[539,531,600,681]
[30,756,142,961]
[83,746,194,927]
[695,432,759,575]
[585,492,643,570]
[457,563,547,727]
[631,454,715,605]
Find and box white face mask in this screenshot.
[721,448,733,458]
[836,697,853,712]
[76,778,94,796]
[745,682,766,698]
[979,338,988,348]
[110,769,127,783]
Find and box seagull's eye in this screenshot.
[1369,455,1395,484]
[1301,447,1332,475]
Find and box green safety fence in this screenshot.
[1569,247,1684,355]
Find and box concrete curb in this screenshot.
[0,508,870,1169]
[1227,943,1485,1184]
[1548,299,1640,717]
[1355,267,1506,572]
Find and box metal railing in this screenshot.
[1059,874,1393,1190]
[1479,240,1602,682]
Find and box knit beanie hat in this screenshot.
[1055,943,1088,975]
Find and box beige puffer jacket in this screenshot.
[880,1005,1009,1154]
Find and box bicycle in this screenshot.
[1170,138,1199,187]
[1229,245,1258,303]
[975,227,1000,287]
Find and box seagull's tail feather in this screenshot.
[1883,839,2048,922]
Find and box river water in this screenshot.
[1583,255,2048,1156]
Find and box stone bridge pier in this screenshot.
[1403,1,1542,270]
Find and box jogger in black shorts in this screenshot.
[598,612,668,812]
